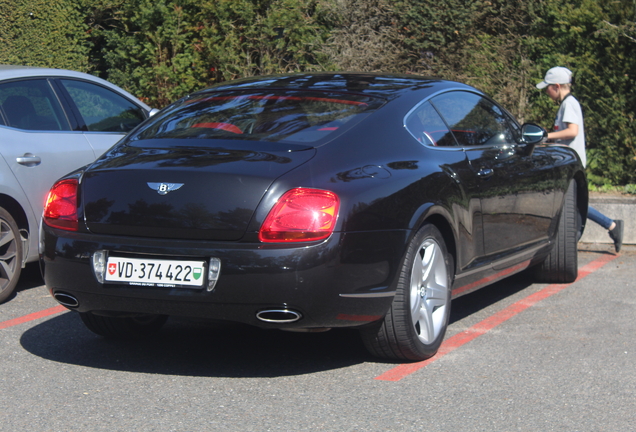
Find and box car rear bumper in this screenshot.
[40,227,409,329]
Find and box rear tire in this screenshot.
[361,224,453,361]
[79,312,168,338]
[534,180,578,283]
[0,207,23,304]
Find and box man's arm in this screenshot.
[547,122,578,141]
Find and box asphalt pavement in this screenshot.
[1,248,635,431]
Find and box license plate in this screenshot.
[105,257,206,288]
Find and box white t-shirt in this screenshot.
[554,94,586,167]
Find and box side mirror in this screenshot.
[521,123,547,144]
[148,108,161,117]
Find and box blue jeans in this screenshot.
[588,206,613,230]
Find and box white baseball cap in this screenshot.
[536,66,572,89]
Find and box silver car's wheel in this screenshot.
[409,237,450,344]
[0,208,22,304]
[361,224,453,361]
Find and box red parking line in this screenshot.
[375,253,618,382]
[0,305,67,330]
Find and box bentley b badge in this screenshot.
[147,182,184,195]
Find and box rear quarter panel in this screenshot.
[251,100,479,277]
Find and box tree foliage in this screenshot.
[319,0,407,72]
[74,0,332,106]
[527,0,636,185]
[0,0,89,71]
[389,0,541,122]
[1,0,634,184]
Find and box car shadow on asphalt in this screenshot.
[449,269,536,325]
[19,269,544,377]
[5,262,45,303]
[20,312,371,377]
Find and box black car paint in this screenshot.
[82,141,317,241]
[40,73,587,331]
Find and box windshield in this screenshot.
[129,90,385,145]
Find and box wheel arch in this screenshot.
[570,171,588,241]
[420,212,457,277]
[0,193,31,234]
[573,170,588,221]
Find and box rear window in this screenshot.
[129,90,385,144]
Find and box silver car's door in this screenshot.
[56,79,148,157]
[0,78,97,223]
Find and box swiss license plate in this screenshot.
[105,257,206,288]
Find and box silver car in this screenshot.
[0,65,154,302]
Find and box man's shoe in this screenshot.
[609,220,624,253]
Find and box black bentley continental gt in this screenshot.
[40,73,587,361]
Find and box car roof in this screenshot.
[201,72,476,99]
[0,65,151,110]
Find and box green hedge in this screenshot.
[1,0,634,185]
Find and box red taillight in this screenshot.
[43,179,79,231]
[259,188,340,242]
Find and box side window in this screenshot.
[0,79,70,131]
[60,79,145,132]
[430,91,517,147]
[405,101,457,146]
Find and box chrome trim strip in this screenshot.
[339,291,396,298]
[454,241,547,280]
[402,86,485,150]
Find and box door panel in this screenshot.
[81,133,127,159]
[0,128,96,220]
[431,90,556,259]
[464,145,556,258]
[0,79,98,220]
[404,100,484,273]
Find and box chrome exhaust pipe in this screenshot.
[256,309,302,323]
[53,292,79,308]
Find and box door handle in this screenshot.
[477,168,494,178]
[17,153,41,167]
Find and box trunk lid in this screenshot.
[82,140,315,240]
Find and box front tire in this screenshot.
[79,312,168,339]
[361,224,453,361]
[0,207,23,304]
[534,180,578,283]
